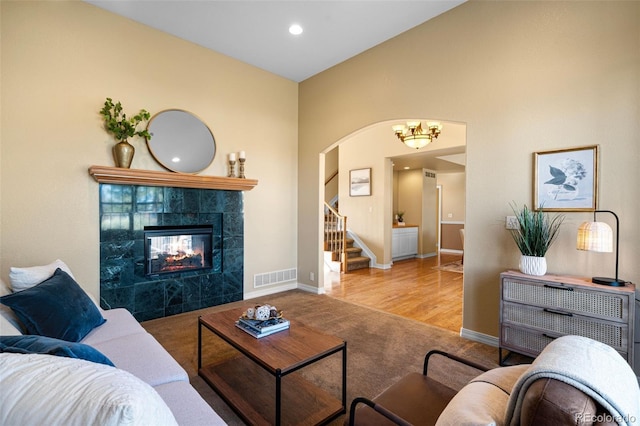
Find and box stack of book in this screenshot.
[235,316,290,338]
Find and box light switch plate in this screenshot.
[506,216,519,230]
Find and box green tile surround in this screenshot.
[99,184,243,321]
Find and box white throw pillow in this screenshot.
[9,259,75,292]
[0,353,178,426]
[0,278,23,334]
[0,278,11,297]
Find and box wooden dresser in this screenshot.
[499,270,635,367]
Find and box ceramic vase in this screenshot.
[519,255,547,276]
[113,140,135,168]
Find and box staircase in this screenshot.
[324,203,370,272]
[343,238,371,271]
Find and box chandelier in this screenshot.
[392,121,442,149]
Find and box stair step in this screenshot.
[346,256,370,271]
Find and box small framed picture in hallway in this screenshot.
[350,168,371,197]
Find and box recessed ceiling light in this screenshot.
[404,166,410,170]
[289,24,303,35]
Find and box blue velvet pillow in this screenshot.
[0,268,106,342]
[0,335,114,366]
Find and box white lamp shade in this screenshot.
[576,221,613,252]
[392,124,406,134]
[403,136,430,149]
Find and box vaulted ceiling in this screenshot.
[85,0,467,171]
[85,1,465,83]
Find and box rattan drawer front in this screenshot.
[501,324,555,358]
[502,278,626,322]
[501,324,628,361]
[502,302,627,350]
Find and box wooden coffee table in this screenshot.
[198,307,347,425]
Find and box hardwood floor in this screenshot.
[324,253,463,333]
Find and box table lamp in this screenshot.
[576,210,625,286]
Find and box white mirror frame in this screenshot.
[146,109,216,174]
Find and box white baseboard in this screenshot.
[297,282,325,294]
[460,327,499,347]
[440,249,463,255]
[417,252,437,259]
[244,281,326,300]
[244,282,299,300]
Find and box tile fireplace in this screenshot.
[99,184,243,321]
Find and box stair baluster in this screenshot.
[324,203,371,272]
[324,203,347,272]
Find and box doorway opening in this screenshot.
[320,119,466,333]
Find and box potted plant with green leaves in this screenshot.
[99,98,151,168]
[508,202,564,276]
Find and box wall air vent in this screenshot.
[254,268,297,288]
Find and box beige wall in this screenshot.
[300,1,640,337]
[0,1,299,299]
[437,172,465,223]
[397,169,422,227]
[421,171,438,256]
[438,171,465,251]
[324,147,339,204]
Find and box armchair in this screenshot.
[348,336,640,426]
[348,350,488,425]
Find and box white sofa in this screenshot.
[0,261,226,425]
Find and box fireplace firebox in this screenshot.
[144,225,213,276]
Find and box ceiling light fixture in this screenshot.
[392,121,442,149]
[289,24,303,35]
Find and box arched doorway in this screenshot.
[319,120,466,332]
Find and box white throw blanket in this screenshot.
[505,335,640,426]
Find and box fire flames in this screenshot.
[157,250,203,272]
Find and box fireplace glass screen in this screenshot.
[144,225,213,276]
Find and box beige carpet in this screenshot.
[143,290,499,425]
[432,260,464,273]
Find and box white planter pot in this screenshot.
[519,255,547,276]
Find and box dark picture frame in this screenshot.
[533,145,599,211]
[349,168,371,197]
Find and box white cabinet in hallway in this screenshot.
[392,225,418,260]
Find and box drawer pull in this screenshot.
[543,308,573,317]
[543,284,573,291]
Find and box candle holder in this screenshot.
[228,160,236,178]
[238,158,246,179]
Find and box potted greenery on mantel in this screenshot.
[99,98,151,168]
[508,202,564,276]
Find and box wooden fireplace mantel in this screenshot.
[88,165,258,191]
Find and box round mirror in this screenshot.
[146,109,216,174]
